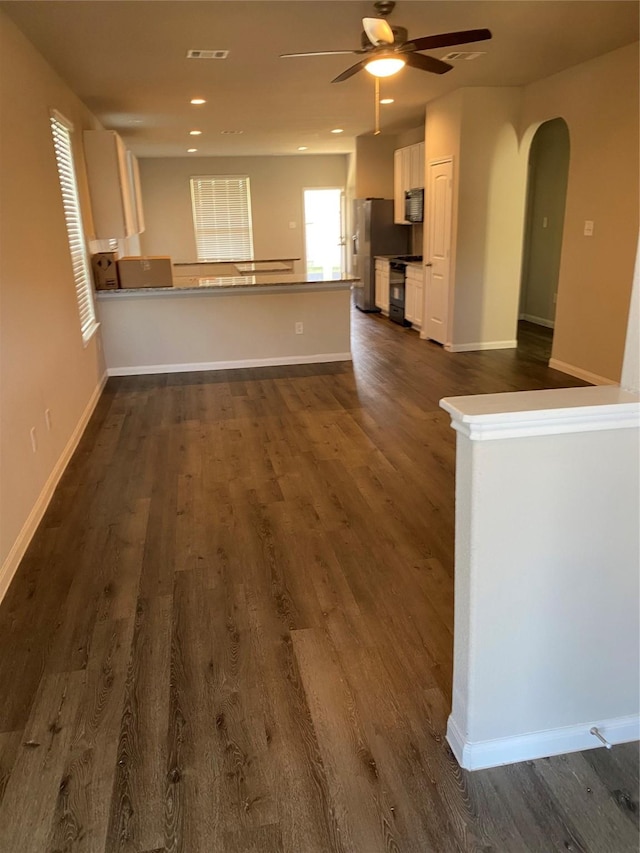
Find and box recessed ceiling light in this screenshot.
[380,98,394,105]
[187,148,198,153]
[331,128,344,134]
[298,146,308,151]
[190,98,206,105]
[189,129,202,135]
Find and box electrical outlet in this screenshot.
[45,408,52,431]
[542,216,548,228]
[289,221,297,229]
[30,427,37,453]
[295,321,304,335]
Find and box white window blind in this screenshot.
[190,176,254,261]
[50,111,98,344]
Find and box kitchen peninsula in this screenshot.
[96,268,356,376]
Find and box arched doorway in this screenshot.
[518,118,570,362]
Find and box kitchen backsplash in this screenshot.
[411,223,423,257]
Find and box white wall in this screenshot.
[442,386,640,769]
[521,42,639,383]
[139,154,348,269]
[0,10,106,589]
[97,287,351,374]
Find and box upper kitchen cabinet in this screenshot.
[393,142,425,224]
[83,130,144,239]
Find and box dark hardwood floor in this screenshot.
[0,311,637,852]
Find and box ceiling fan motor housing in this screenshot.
[374,0,396,17]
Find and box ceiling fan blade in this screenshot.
[280,49,362,58]
[362,17,394,46]
[408,28,492,52]
[404,52,453,75]
[331,58,369,83]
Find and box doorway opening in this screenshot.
[303,188,345,280]
[518,118,570,362]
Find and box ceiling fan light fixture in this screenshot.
[364,55,406,78]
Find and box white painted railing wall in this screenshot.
[440,235,640,770]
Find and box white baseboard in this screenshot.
[107,352,353,376]
[445,340,518,353]
[447,713,640,771]
[0,372,108,605]
[549,358,617,386]
[519,313,555,329]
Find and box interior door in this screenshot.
[424,158,453,344]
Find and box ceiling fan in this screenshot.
[280,0,491,83]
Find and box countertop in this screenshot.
[96,271,358,298]
[374,255,423,268]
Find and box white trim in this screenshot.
[447,713,640,771]
[440,385,639,441]
[445,340,517,353]
[519,313,555,329]
[107,352,353,376]
[0,372,108,605]
[549,357,617,386]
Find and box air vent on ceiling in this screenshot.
[441,51,486,61]
[186,49,229,60]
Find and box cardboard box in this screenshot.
[91,252,119,290]
[117,256,173,289]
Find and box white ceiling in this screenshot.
[2,0,638,158]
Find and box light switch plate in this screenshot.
[584,220,594,236]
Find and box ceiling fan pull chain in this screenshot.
[374,77,381,135]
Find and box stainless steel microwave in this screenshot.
[404,188,424,223]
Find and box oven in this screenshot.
[389,261,410,326]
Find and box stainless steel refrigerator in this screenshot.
[352,198,410,312]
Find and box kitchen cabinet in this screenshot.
[405,263,424,328]
[83,130,144,239]
[394,142,425,224]
[375,258,390,315]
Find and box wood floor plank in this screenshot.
[46,617,134,852]
[0,671,85,850]
[106,595,172,853]
[291,626,402,852]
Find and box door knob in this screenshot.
[425,262,433,267]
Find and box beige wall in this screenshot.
[396,125,425,148]
[139,154,348,268]
[354,134,396,199]
[520,119,571,326]
[423,45,639,373]
[521,42,639,383]
[455,88,526,347]
[0,11,106,579]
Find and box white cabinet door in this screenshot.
[393,150,406,224]
[375,260,390,314]
[409,144,422,189]
[83,130,140,239]
[405,266,423,328]
[405,276,416,324]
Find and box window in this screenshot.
[190,175,254,261]
[50,110,98,344]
